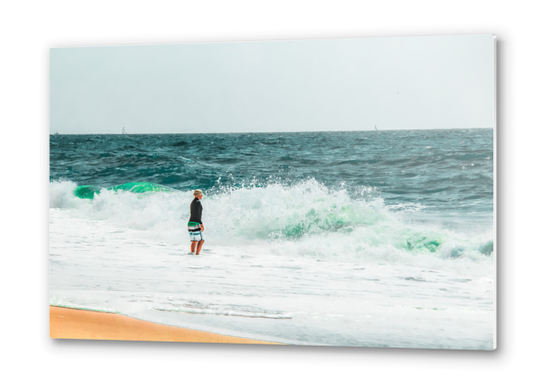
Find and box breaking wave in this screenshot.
[50,179,494,276]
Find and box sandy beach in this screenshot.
[50,306,281,344]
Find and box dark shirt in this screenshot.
[189,198,203,224]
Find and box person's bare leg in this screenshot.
[191,241,197,253]
[196,240,205,255]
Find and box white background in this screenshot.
[1,0,539,383]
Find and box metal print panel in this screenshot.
[49,34,496,349]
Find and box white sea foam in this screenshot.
[49,179,494,276]
[49,206,494,348]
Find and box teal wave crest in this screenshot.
[74,182,171,199]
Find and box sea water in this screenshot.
[49,129,494,349]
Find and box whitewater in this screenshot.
[49,129,495,349]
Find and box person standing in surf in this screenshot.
[188,189,205,255]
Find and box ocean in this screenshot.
[49,129,495,349]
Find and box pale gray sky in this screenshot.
[50,34,495,134]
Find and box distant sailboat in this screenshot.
[122,127,127,134]
[374,125,378,131]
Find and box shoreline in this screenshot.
[50,306,281,345]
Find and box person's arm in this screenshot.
[199,202,204,230]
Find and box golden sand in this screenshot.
[50,306,280,344]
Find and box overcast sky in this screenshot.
[50,34,494,134]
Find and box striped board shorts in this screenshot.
[187,222,205,242]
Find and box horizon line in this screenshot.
[50,127,494,135]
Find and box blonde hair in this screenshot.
[193,189,203,196]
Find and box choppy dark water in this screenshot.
[50,129,493,223]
